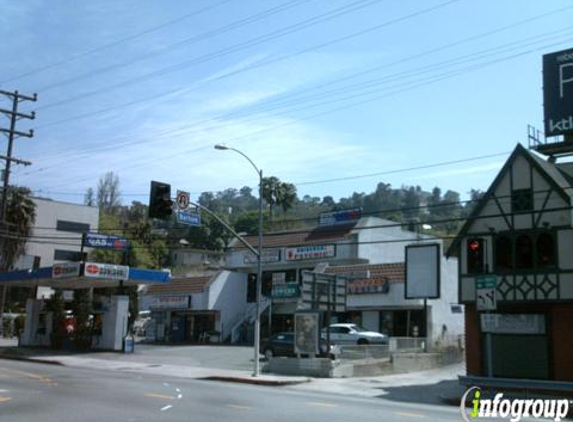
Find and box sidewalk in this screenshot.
[0,338,466,404]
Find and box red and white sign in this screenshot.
[84,262,129,280]
[52,262,81,279]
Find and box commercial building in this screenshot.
[224,211,463,349]
[449,143,573,380]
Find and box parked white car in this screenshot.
[322,323,388,345]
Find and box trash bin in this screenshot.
[123,334,134,354]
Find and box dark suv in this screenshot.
[260,332,340,360]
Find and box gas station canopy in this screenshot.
[0,262,171,289]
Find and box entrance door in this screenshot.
[171,315,186,342]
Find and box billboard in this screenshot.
[319,208,362,226]
[84,233,129,250]
[405,243,440,299]
[294,311,320,356]
[543,47,573,137]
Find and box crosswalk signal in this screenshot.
[149,181,173,219]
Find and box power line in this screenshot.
[19,186,572,233]
[34,0,316,93]
[31,3,567,133]
[26,148,509,199]
[21,29,566,181]
[6,203,573,251]
[35,0,458,111]
[0,0,235,85]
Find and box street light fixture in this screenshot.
[214,143,264,377]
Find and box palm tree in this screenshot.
[262,176,281,222]
[0,186,36,271]
[277,182,297,218]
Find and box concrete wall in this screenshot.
[95,296,129,351]
[207,271,248,340]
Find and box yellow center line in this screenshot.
[144,393,175,400]
[226,404,252,410]
[394,411,425,418]
[0,367,53,384]
[307,401,338,408]
[0,397,13,403]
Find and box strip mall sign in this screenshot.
[52,262,81,279]
[84,262,129,280]
[285,245,336,261]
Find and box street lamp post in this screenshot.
[214,144,264,377]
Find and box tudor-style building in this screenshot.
[448,143,573,381]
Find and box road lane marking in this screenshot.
[145,393,174,400]
[395,412,425,418]
[0,367,53,384]
[307,401,338,408]
[0,397,12,403]
[160,405,172,412]
[226,404,253,410]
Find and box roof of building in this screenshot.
[145,274,214,295]
[446,143,573,256]
[230,221,359,250]
[324,262,405,284]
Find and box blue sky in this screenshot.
[1,0,572,206]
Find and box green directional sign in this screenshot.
[271,282,301,300]
[475,275,497,311]
[476,275,497,290]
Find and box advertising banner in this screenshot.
[84,262,129,280]
[52,262,81,279]
[285,245,336,261]
[85,233,129,251]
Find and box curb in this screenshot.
[0,353,64,366]
[200,376,311,387]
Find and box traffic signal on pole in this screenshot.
[149,181,173,219]
[467,238,484,274]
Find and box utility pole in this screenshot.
[0,90,36,224]
[0,90,36,336]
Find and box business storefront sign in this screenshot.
[480,314,546,335]
[319,208,362,226]
[84,233,129,250]
[149,295,191,310]
[84,262,129,280]
[271,282,301,302]
[52,262,81,279]
[243,248,281,264]
[285,245,336,261]
[347,277,389,294]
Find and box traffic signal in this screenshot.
[149,181,173,219]
[467,238,484,274]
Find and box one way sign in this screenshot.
[476,275,497,311]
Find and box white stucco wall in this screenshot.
[15,197,99,269]
[355,217,436,264]
[207,271,248,340]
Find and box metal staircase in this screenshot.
[230,296,271,343]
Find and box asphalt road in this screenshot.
[0,359,468,422]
